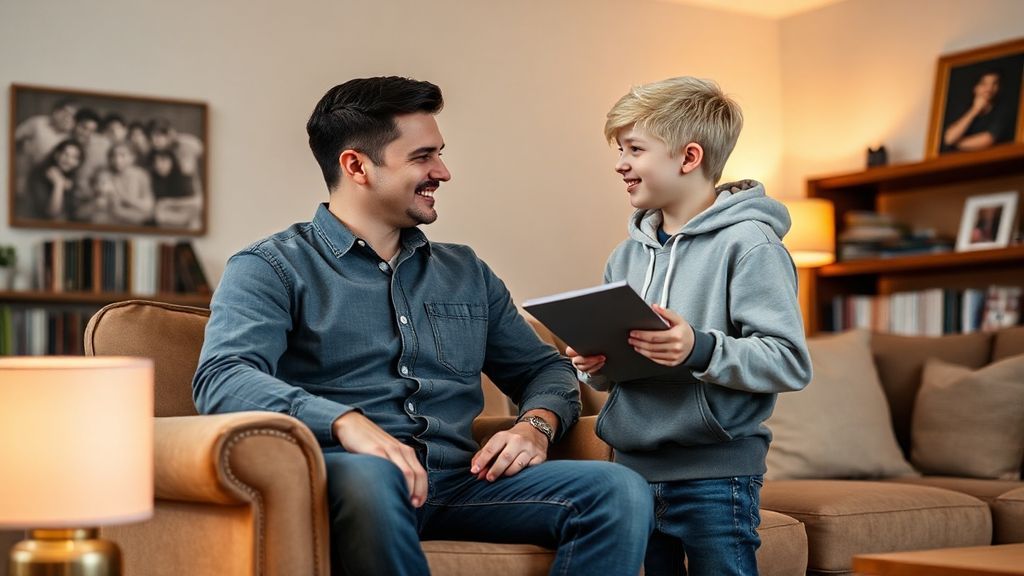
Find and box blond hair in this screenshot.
[604,77,743,183]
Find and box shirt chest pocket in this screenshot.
[425,302,488,376]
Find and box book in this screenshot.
[523,281,674,382]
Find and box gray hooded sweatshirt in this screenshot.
[583,179,812,481]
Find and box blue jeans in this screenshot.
[644,475,763,576]
[325,453,654,576]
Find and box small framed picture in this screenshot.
[8,84,208,235]
[925,37,1024,158]
[955,191,1019,252]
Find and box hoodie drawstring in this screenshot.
[640,234,683,308]
[659,235,683,308]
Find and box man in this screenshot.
[193,76,652,576]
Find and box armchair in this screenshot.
[84,300,609,576]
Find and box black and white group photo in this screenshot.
[9,85,208,234]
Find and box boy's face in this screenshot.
[614,126,686,210]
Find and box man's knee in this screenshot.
[566,461,654,528]
[325,453,411,514]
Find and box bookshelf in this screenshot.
[0,238,211,355]
[807,143,1024,334]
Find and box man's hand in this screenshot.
[628,304,695,367]
[470,410,555,482]
[332,411,428,508]
[566,346,606,375]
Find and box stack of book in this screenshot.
[838,211,954,261]
[827,285,1022,335]
[33,237,210,295]
[0,307,87,356]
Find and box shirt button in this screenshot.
[400,365,409,375]
[379,262,390,273]
[407,402,416,414]
[356,240,366,247]
[399,315,409,325]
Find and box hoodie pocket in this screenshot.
[597,381,732,452]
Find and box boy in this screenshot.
[567,76,813,575]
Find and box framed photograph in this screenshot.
[8,84,208,235]
[955,191,1018,252]
[925,37,1024,158]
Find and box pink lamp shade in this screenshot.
[0,356,154,529]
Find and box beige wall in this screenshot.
[779,0,1024,195]
[0,0,782,302]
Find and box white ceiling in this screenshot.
[656,0,848,20]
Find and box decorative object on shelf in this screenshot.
[0,244,15,290]
[9,84,208,235]
[0,356,154,576]
[955,191,1019,252]
[866,145,888,167]
[780,198,835,268]
[925,37,1024,158]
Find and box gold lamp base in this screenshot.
[9,528,121,576]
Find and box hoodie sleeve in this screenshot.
[692,242,812,394]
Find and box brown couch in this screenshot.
[574,328,1024,576]
[80,299,809,576]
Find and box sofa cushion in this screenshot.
[760,480,992,574]
[757,510,808,576]
[423,541,553,576]
[883,476,1024,504]
[993,487,1024,544]
[766,330,915,480]
[869,331,992,455]
[992,325,1024,362]
[911,356,1024,479]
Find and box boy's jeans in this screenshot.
[324,453,654,576]
[645,475,763,576]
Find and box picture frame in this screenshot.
[925,37,1024,159]
[8,84,208,235]
[955,191,1019,252]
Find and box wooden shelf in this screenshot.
[0,290,211,307]
[819,245,1024,277]
[808,143,1024,193]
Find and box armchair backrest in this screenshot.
[85,300,208,417]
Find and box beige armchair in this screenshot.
[84,300,611,576]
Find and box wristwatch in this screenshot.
[518,415,554,445]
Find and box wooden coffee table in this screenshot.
[853,543,1024,575]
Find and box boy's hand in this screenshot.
[566,346,606,375]
[629,304,695,367]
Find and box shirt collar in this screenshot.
[312,203,431,259]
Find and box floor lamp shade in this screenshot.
[0,357,154,529]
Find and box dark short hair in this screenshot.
[306,76,443,190]
[74,108,100,125]
[147,118,174,137]
[101,113,126,131]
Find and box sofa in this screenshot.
[566,326,1024,575]
[79,299,1024,575]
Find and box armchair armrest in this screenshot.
[472,415,612,462]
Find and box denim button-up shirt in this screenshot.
[193,204,580,470]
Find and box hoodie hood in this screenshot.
[628,179,791,249]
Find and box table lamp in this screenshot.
[1,357,153,576]
[780,197,836,268]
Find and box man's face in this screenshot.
[110,145,134,172]
[151,131,172,150]
[73,119,98,144]
[614,126,684,210]
[106,121,128,143]
[365,113,451,228]
[975,73,1001,101]
[51,105,77,133]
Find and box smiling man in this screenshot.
[192,77,652,576]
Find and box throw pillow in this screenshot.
[765,329,917,480]
[911,355,1024,479]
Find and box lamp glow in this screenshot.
[781,198,836,268]
[1,356,154,576]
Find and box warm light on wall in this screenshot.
[781,198,835,268]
